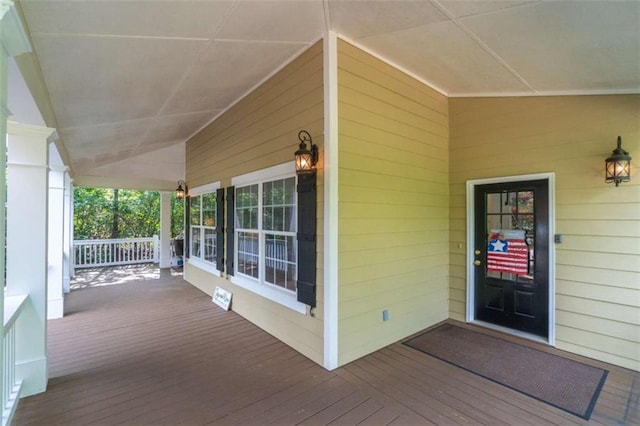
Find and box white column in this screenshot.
[2,1,36,416]
[323,31,340,370]
[48,163,65,319]
[7,121,55,397]
[63,173,73,292]
[159,191,172,268]
[0,5,11,412]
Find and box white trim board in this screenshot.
[323,31,339,371]
[231,161,294,186]
[188,181,220,196]
[449,88,640,98]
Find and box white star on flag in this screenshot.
[491,239,506,252]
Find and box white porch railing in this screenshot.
[2,294,28,426]
[73,236,159,268]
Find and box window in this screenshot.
[190,190,217,267]
[231,162,304,313]
[236,176,297,291]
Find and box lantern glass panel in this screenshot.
[296,152,313,172]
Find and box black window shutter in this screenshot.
[215,188,225,271]
[296,172,317,307]
[184,196,191,259]
[226,186,235,276]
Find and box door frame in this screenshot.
[465,173,556,346]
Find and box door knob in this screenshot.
[473,260,481,266]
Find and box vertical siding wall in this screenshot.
[185,41,325,365]
[337,40,450,365]
[449,95,640,371]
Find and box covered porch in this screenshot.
[13,265,639,425]
[2,1,639,424]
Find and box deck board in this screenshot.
[13,265,639,425]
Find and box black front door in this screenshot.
[474,179,549,337]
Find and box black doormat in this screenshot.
[403,323,608,420]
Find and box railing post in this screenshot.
[3,295,28,426]
[153,235,160,264]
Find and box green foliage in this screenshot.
[74,188,184,240]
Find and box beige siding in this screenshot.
[184,41,325,365]
[449,95,640,371]
[337,40,450,366]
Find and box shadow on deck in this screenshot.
[70,263,183,290]
[13,265,639,425]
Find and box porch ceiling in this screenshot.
[9,0,640,189]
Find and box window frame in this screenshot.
[231,162,305,314]
[187,182,221,276]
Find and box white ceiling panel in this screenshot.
[140,111,216,150]
[217,0,326,41]
[73,148,136,174]
[12,0,640,187]
[32,35,208,128]
[436,0,539,19]
[361,21,532,94]
[61,119,154,170]
[328,0,449,38]
[132,138,183,157]
[85,143,185,183]
[162,40,308,115]
[62,120,153,152]
[460,1,640,92]
[20,0,235,39]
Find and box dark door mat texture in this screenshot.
[403,324,608,420]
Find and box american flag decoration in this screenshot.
[487,229,529,276]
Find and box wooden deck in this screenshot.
[13,265,639,425]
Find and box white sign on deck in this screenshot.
[213,286,232,311]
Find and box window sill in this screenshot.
[230,275,306,314]
[187,257,221,277]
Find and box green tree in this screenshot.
[74,188,184,240]
[73,187,114,239]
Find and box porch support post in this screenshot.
[0,3,10,414]
[7,121,55,397]
[2,2,35,418]
[159,191,172,268]
[63,173,73,292]
[47,149,65,319]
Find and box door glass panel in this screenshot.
[487,193,502,214]
[518,191,534,213]
[485,190,535,283]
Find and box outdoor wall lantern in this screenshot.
[605,136,632,187]
[295,130,318,175]
[176,180,187,199]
